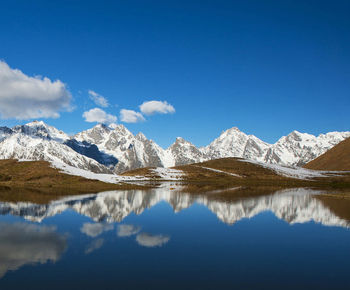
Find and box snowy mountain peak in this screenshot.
[174,137,188,144]
[228,126,241,132]
[12,121,68,142]
[0,121,349,174]
[135,132,147,142]
[108,123,118,130]
[167,137,206,166]
[220,126,244,137]
[74,124,112,145]
[0,126,13,142]
[95,123,111,130]
[26,120,46,126]
[111,124,133,137]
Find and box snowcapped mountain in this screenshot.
[0,120,349,174]
[167,137,206,166]
[12,121,69,142]
[0,126,13,142]
[203,127,271,162]
[74,124,172,172]
[0,121,111,173]
[264,130,350,166]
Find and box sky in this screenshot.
[0,0,349,148]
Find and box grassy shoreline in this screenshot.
[1,158,349,204]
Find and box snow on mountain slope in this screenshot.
[0,126,13,142]
[204,127,250,158]
[73,124,350,172]
[166,137,205,166]
[74,123,112,145]
[0,121,111,173]
[0,120,349,174]
[75,124,174,173]
[12,120,69,142]
[203,127,271,162]
[264,130,350,166]
[0,133,110,173]
[239,159,328,180]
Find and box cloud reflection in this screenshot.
[85,238,104,254]
[80,223,114,237]
[117,224,141,237]
[0,222,67,278]
[136,233,170,248]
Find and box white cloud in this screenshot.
[80,223,114,238]
[88,90,109,108]
[139,100,175,116]
[120,109,145,123]
[136,233,170,248]
[83,108,117,124]
[117,224,141,237]
[0,60,72,120]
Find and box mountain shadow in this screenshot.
[64,139,118,168]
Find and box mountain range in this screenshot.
[0,120,349,174]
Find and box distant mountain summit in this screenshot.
[264,130,350,166]
[0,121,349,174]
[304,137,350,171]
[0,121,109,173]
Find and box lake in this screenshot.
[0,186,349,289]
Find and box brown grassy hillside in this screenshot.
[123,157,350,189]
[0,159,148,199]
[304,137,350,171]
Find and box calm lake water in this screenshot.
[0,186,349,289]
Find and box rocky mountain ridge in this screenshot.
[0,120,349,174]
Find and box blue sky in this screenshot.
[0,0,349,147]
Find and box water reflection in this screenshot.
[136,233,170,248]
[0,188,348,228]
[85,238,104,254]
[0,188,349,288]
[117,224,141,237]
[81,223,114,237]
[0,222,66,278]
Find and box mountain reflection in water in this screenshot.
[0,187,348,228]
[0,187,349,289]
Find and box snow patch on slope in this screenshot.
[51,162,185,183]
[239,159,329,180]
[150,168,184,180]
[193,165,242,178]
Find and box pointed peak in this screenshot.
[174,137,193,145]
[114,123,126,129]
[176,137,185,142]
[110,123,133,137]
[94,123,109,129]
[89,123,113,134]
[222,127,242,135]
[108,123,118,129]
[218,127,245,139]
[25,120,47,127]
[288,130,315,139]
[113,124,129,133]
[135,132,147,141]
